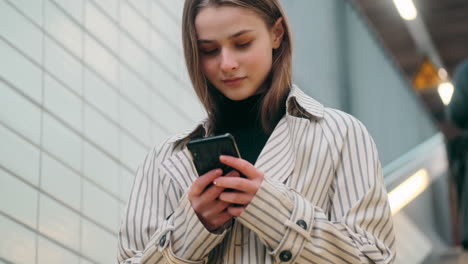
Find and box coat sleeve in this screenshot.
[236,117,396,264]
[117,142,227,264]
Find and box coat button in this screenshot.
[159,235,166,247]
[279,250,292,262]
[296,219,307,230]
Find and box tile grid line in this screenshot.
[0,85,127,205]
[51,0,194,107]
[56,0,189,90]
[151,0,181,26]
[0,35,152,167]
[116,0,124,244]
[122,0,182,55]
[5,0,196,132]
[34,0,47,262]
[79,0,86,261]
[0,11,172,145]
[0,161,119,238]
[0,210,101,264]
[0,256,14,264]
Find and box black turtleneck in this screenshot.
[215,94,272,165]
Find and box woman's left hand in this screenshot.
[214,155,264,217]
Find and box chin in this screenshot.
[222,90,256,101]
[218,85,259,101]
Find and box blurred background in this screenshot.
[0,0,467,263]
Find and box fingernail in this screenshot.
[213,181,217,185]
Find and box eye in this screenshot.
[200,48,219,56]
[236,42,251,48]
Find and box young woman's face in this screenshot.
[195,6,283,101]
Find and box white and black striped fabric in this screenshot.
[118,85,396,263]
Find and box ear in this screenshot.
[271,17,285,49]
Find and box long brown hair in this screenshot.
[182,0,293,133]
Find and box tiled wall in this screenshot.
[0,0,204,263]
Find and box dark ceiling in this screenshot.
[353,0,468,83]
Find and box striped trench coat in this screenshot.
[118,85,396,264]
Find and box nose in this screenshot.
[220,49,239,73]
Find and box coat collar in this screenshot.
[160,85,324,190]
[166,85,324,145]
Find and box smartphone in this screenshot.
[187,133,241,176]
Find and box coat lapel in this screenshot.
[255,115,301,184]
[160,147,198,192]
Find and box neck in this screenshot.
[216,93,264,131]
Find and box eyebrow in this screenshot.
[198,29,254,43]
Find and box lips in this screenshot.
[222,77,246,86]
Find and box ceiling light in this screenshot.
[393,0,418,20]
[438,82,454,105]
[438,68,448,79]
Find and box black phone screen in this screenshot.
[186,133,241,176]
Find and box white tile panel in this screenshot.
[120,132,148,172]
[6,0,43,25]
[85,2,118,53]
[83,68,119,123]
[82,181,120,231]
[0,169,38,229]
[37,236,80,264]
[84,34,118,86]
[51,0,84,24]
[83,142,119,196]
[44,36,83,95]
[41,154,81,210]
[90,0,118,22]
[44,75,83,132]
[0,82,41,144]
[120,33,150,78]
[0,215,36,264]
[0,125,40,185]
[119,167,134,202]
[39,195,80,251]
[120,1,150,47]
[42,113,82,172]
[150,30,180,75]
[151,1,180,47]
[83,105,119,156]
[81,219,117,264]
[45,0,82,57]
[119,67,152,114]
[0,0,43,63]
[0,40,42,103]
[120,98,151,146]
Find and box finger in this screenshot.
[224,170,240,178]
[197,184,225,205]
[219,192,253,205]
[214,177,258,193]
[220,156,262,180]
[189,169,222,198]
[227,206,246,217]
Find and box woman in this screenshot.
[118,0,396,263]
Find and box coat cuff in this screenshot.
[237,179,315,262]
[143,193,228,263]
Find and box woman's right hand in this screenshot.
[188,169,238,232]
